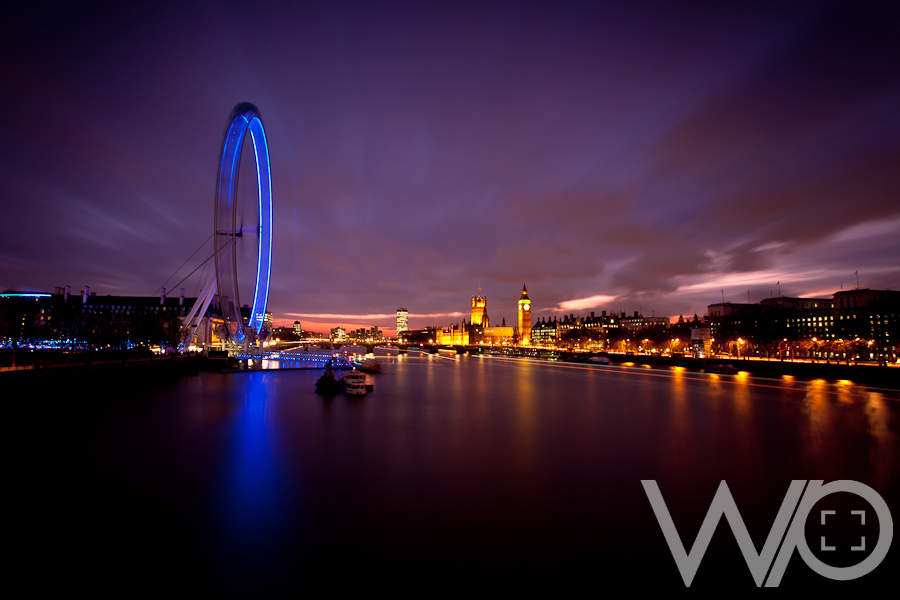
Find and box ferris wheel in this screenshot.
[181,103,273,349]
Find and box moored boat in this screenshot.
[352,357,382,373]
[315,361,342,395]
[343,369,369,395]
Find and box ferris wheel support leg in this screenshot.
[179,271,219,351]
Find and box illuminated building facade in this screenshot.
[1,288,199,351]
[517,283,531,346]
[530,317,557,346]
[620,312,669,334]
[349,326,383,342]
[396,307,408,333]
[398,327,437,345]
[483,326,514,344]
[691,327,712,358]
[471,294,488,326]
[707,289,899,363]
[530,311,625,349]
[437,322,469,345]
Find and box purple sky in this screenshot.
[3,1,898,334]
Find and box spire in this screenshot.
[520,282,529,299]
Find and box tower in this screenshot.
[517,282,531,346]
[396,307,409,333]
[471,293,487,326]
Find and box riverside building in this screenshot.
[396,307,408,334]
[706,288,899,363]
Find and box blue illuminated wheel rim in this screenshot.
[213,103,273,343]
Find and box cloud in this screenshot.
[557,295,619,312]
[296,312,465,321]
[828,214,900,245]
[3,1,898,324]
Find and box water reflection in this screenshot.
[213,373,291,583]
[27,358,897,591]
[864,391,897,492]
[511,360,540,460]
[662,363,690,475]
[796,377,900,489]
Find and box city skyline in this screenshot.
[3,1,898,336]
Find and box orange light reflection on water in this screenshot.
[864,392,896,491]
[664,363,690,474]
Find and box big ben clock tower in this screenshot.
[517,282,531,346]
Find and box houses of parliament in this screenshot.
[432,283,532,346]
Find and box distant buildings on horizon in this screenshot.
[3,282,897,363]
[393,284,898,364]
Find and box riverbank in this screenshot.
[3,348,897,390]
[567,352,900,389]
[0,352,212,380]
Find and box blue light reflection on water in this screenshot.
[211,373,296,584]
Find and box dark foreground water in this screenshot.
[8,356,900,593]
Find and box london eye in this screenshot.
[181,103,273,348]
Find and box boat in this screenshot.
[315,361,342,396]
[342,369,369,395]
[588,355,611,364]
[352,357,382,373]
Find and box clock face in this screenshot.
[523,304,530,310]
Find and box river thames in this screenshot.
[8,355,899,593]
